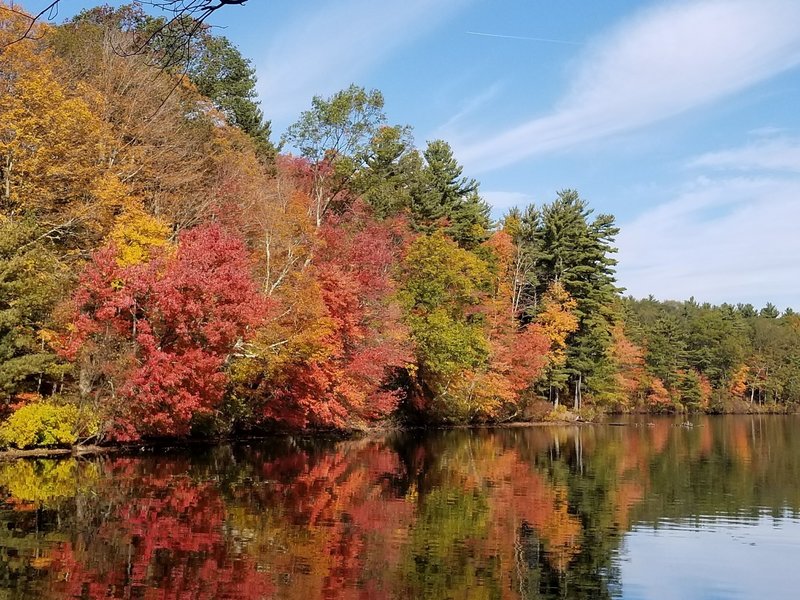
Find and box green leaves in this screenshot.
[0,219,66,402]
[283,85,386,165]
[410,140,490,247]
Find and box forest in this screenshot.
[1,3,799,448]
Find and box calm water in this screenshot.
[1,416,799,599]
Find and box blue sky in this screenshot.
[29,0,800,308]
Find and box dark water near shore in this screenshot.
[1,416,799,599]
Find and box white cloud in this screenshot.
[748,126,786,137]
[616,175,800,307]
[455,0,800,172]
[689,137,800,173]
[258,0,471,124]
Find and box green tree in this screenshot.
[353,125,422,219]
[283,85,387,226]
[189,33,274,160]
[399,232,491,420]
[532,191,620,402]
[760,302,780,319]
[0,219,67,404]
[411,140,491,248]
[643,314,688,389]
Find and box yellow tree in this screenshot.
[52,22,225,231]
[535,282,579,406]
[0,13,115,239]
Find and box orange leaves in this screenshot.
[239,199,411,429]
[646,377,674,412]
[729,364,749,397]
[611,324,649,409]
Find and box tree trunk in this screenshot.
[574,373,582,410]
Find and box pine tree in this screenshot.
[354,126,421,219]
[530,190,620,402]
[0,220,66,403]
[411,140,490,248]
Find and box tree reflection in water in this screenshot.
[1,416,799,599]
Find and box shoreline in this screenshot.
[0,411,795,461]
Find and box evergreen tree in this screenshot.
[189,34,275,160]
[354,126,421,219]
[644,314,688,389]
[760,302,780,319]
[411,140,490,248]
[530,190,620,402]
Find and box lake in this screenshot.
[1,415,799,599]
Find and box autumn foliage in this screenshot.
[2,3,799,446]
[64,225,266,438]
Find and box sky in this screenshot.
[26,0,800,309]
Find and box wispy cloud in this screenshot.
[616,175,800,307]
[258,0,471,125]
[465,31,580,45]
[455,0,800,172]
[430,82,504,140]
[689,137,800,173]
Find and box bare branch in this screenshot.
[1,0,248,52]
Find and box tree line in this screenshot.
[0,3,797,447]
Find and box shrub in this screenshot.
[0,402,85,449]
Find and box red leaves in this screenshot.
[66,224,267,439]
[49,463,274,599]
[257,204,411,429]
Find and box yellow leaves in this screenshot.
[108,201,171,266]
[536,281,579,365]
[91,172,131,211]
[0,14,113,233]
[0,458,101,507]
[445,370,513,421]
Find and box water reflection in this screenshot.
[0,416,799,599]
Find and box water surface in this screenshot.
[1,415,799,598]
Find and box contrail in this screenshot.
[466,31,581,45]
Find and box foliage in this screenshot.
[189,32,275,159]
[399,232,493,420]
[107,202,172,266]
[0,219,67,405]
[232,203,410,429]
[533,191,620,401]
[283,85,388,226]
[411,140,491,248]
[65,224,266,439]
[0,18,115,241]
[0,401,89,449]
[1,4,798,446]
